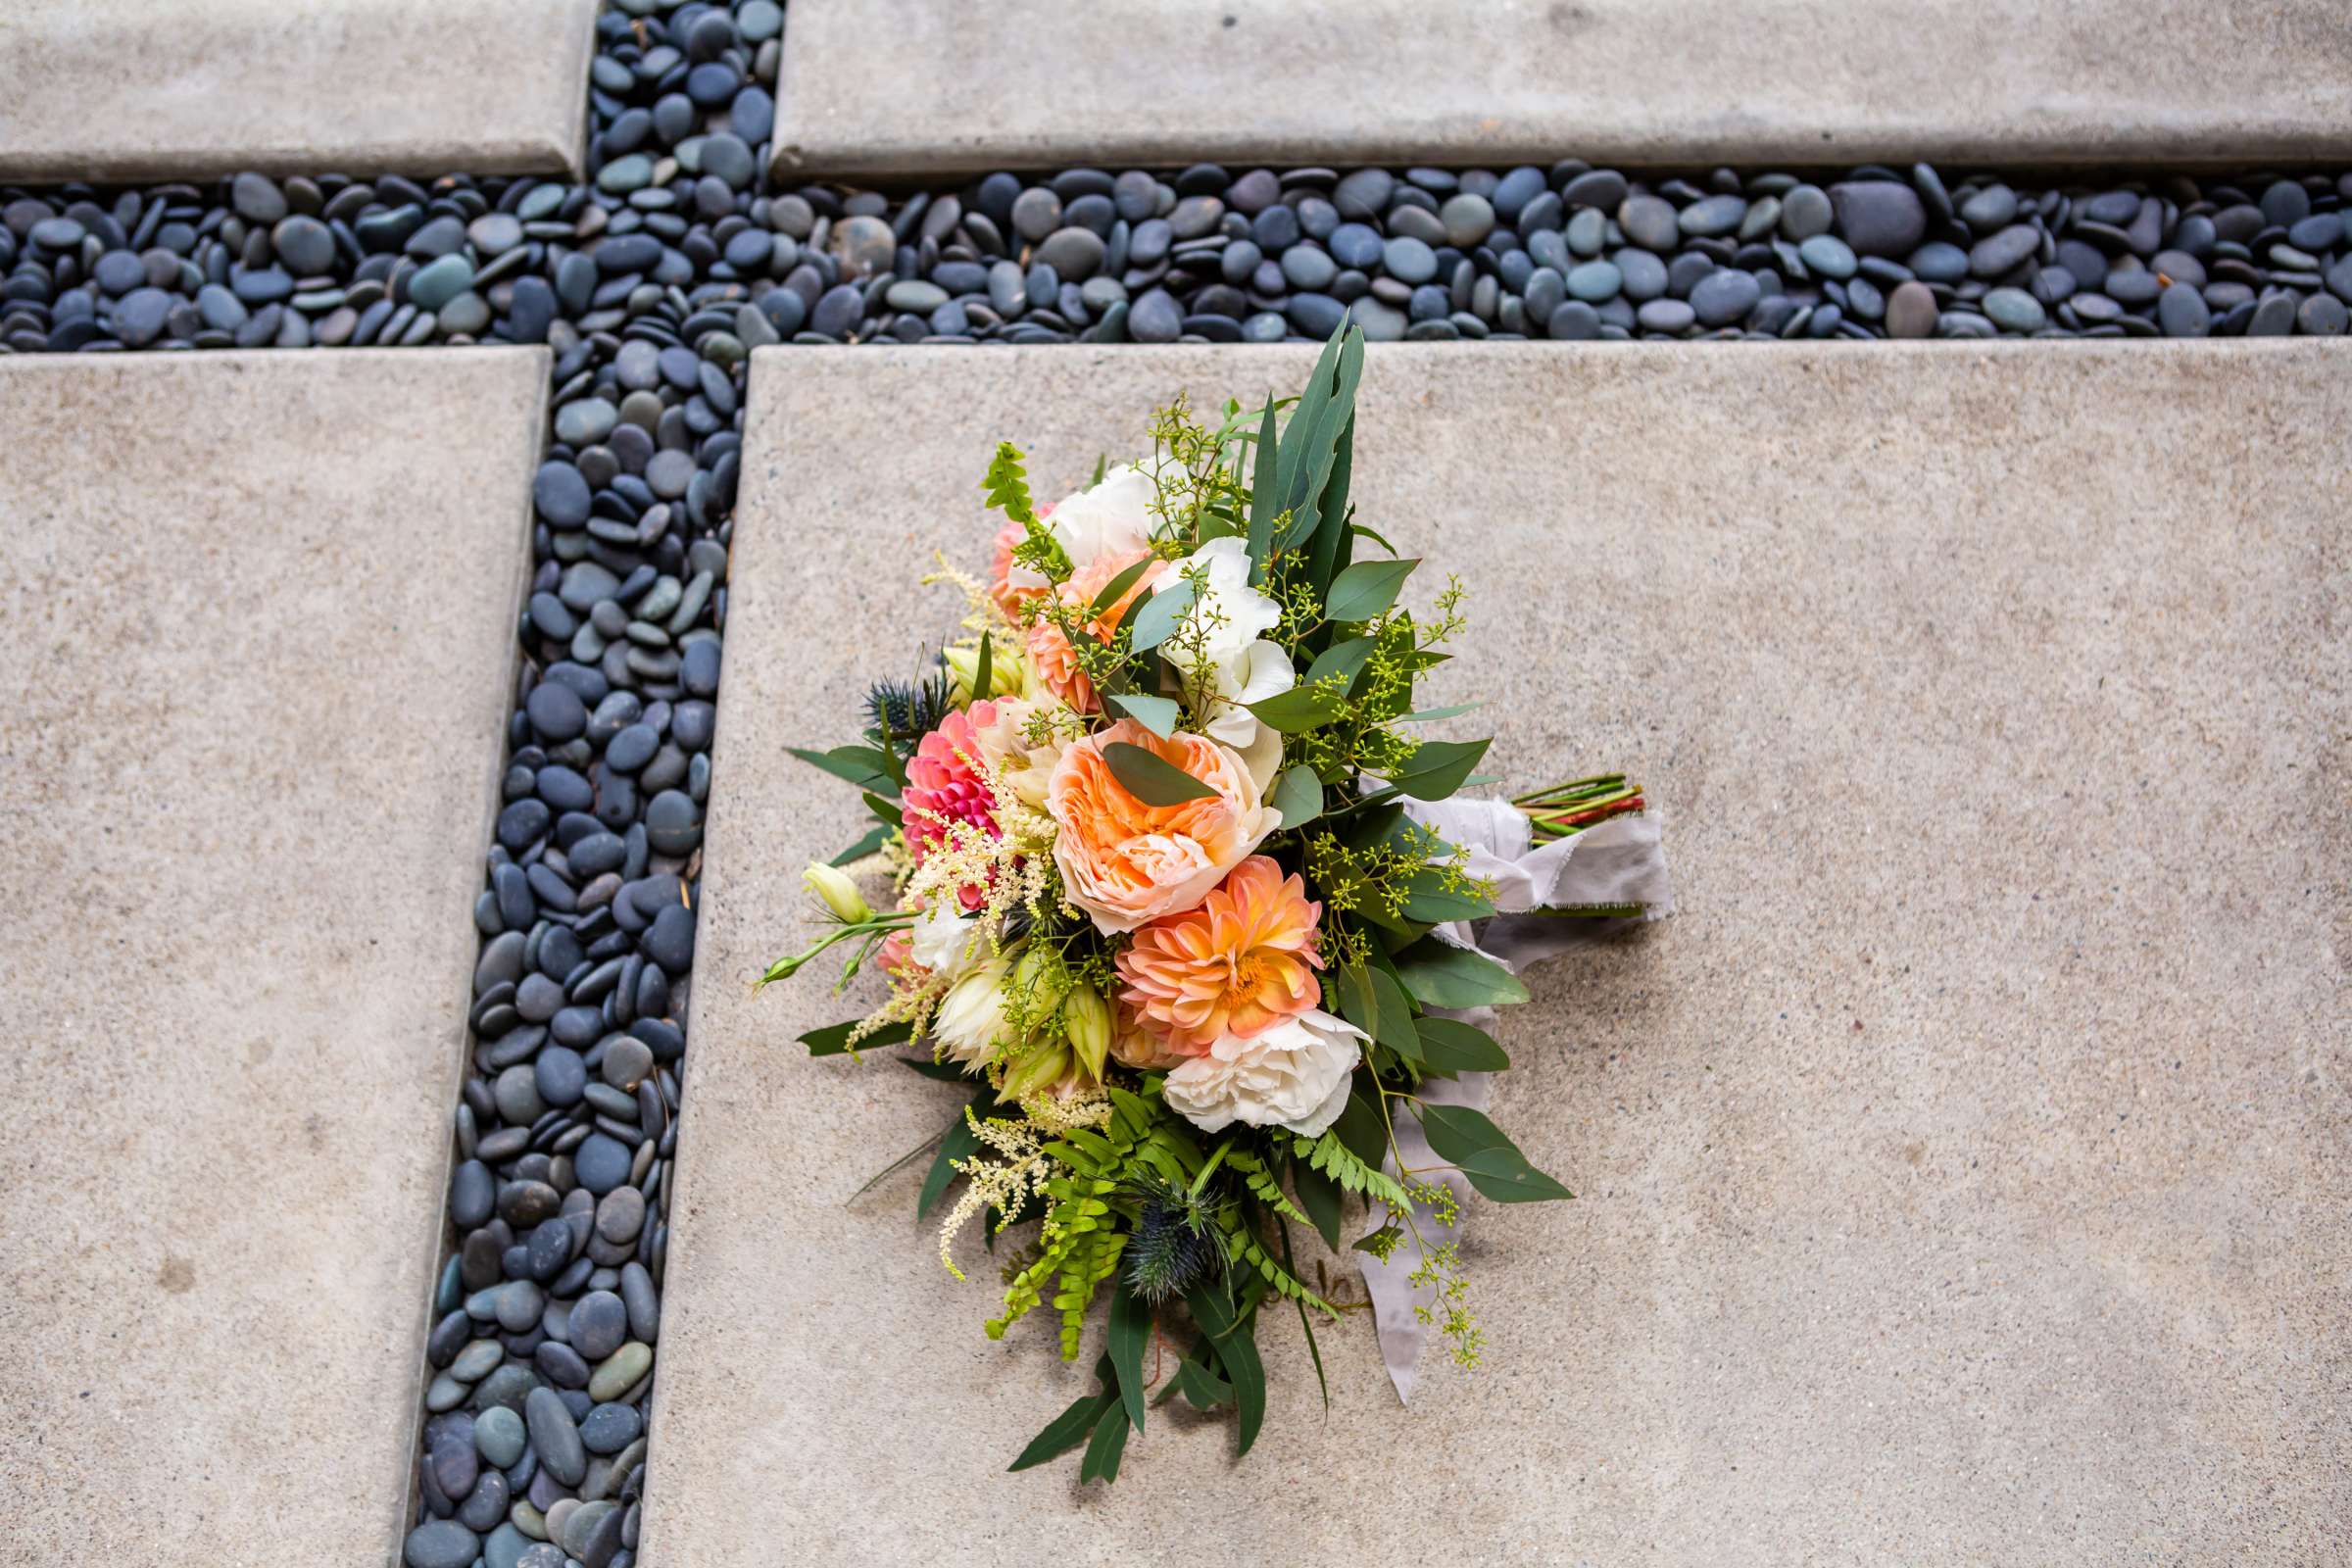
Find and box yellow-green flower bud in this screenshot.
[944,637,1028,704]
[802,861,871,924]
[1002,1043,1070,1100]
[1062,984,1110,1081]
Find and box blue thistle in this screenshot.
[1123,1175,1222,1305]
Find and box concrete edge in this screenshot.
[377,346,552,1567]
[550,0,602,182]
[772,124,2352,185]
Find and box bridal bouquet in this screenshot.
[762,327,1669,1482]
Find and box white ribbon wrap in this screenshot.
[1358,797,1673,1402]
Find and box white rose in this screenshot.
[1198,638,1295,753]
[932,956,1015,1070]
[907,902,986,976]
[1005,465,1164,602]
[1161,1009,1365,1137]
[1172,536,1282,665]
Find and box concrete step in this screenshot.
[647,339,2348,1562]
[0,348,547,1563]
[0,0,598,181]
[774,0,2352,177]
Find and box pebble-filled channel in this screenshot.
[2,3,2350,1566]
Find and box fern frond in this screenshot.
[1220,1211,1338,1317]
[982,441,1035,523]
[1292,1130,1412,1210]
[1224,1150,1310,1228]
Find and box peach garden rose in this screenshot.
[1047,718,1275,934]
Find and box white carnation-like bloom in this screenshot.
[1161,1009,1365,1137]
[932,956,1014,1069]
[907,902,987,976]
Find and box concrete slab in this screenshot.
[0,0,598,182]
[775,0,2352,176]
[0,349,546,1564]
[650,341,2348,1563]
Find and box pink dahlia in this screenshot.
[904,701,1004,908]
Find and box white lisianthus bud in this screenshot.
[802,861,872,924]
[1062,984,1111,1081]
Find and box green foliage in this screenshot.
[1102,692,1181,738]
[1006,1357,1117,1473]
[1184,1281,1267,1458]
[1220,1208,1338,1317]
[797,1018,912,1057]
[1102,741,1220,805]
[1336,963,1422,1063]
[1221,1149,1310,1228]
[1416,1102,1574,1203]
[1414,1016,1511,1073]
[1324,556,1419,624]
[1270,765,1322,829]
[1396,940,1530,1008]
[981,440,1035,524]
[1290,1126,1412,1210]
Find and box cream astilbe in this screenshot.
[900,742,1067,939]
[934,1087,1112,1281]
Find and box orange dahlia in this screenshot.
[1117,857,1324,1053]
[1025,545,1165,713]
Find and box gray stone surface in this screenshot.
[649,342,2348,1563]
[0,0,599,180]
[775,0,2352,176]
[0,349,547,1562]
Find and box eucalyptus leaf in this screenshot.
[1395,941,1528,1008]
[1339,964,1420,1061]
[1324,557,1419,623]
[1270,765,1323,830]
[1416,1102,1519,1164]
[1079,1399,1132,1485]
[1103,741,1220,805]
[1126,579,1195,654]
[1104,693,1182,739]
[1400,867,1498,924]
[1384,737,1491,803]
[1457,1145,1575,1202]
[1302,636,1376,691]
[1088,554,1159,618]
[1414,1016,1511,1073]
[1247,685,1346,733]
